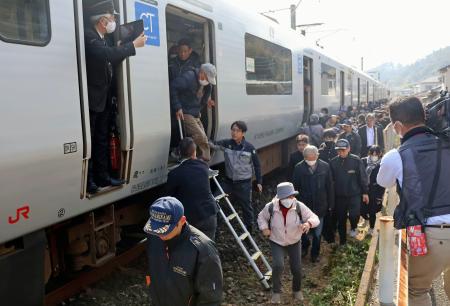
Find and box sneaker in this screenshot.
[271,293,281,304]
[350,229,357,238]
[293,291,304,301]
[367,228,374,236]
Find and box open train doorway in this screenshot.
[302,56,313,124]
[75,0,134,198]
[340,71,345,108]
[165,6,217,161]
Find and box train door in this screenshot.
[347,72,353,106]
[75,0,133,198]
[302,56,313,124]
[340,71,345,108]
[165,5,217,156]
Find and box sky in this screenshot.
[236,0,450,70]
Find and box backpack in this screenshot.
[267,201,303,229]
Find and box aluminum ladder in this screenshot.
[174,118,271,288]
[209,169,272,289]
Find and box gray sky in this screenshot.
[237,0,450,70]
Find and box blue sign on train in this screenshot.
[135,2,160,46]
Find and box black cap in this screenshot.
[335,139,350,150]
[86,0,118,16]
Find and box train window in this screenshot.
[245,33,292,95]
[0,0,51,46]
[321,63,336,96]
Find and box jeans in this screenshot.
[335,196,361,245]
[222,179,254,231]
[270,241,302,293]
[309,218,324,258]
[193,214,217,241]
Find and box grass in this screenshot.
[305,238,371,306]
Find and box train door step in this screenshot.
[87,185,123,199]
[209,170,272,290]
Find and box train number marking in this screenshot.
[64,142,77,154]
[8,205,30,224]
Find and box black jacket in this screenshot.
[167,159,218,226]
[85,28,136,112]
[287,151,304,181]
[330,154,368,197]
[358,125,384,157]
[318,141,337,164]
[170,69,212,117]
[146,225,223,306]
[292,160,335,217]
[339,132,362,157]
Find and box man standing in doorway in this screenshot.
[170,63,217,161]
[168,38,201,82]
[85,0,146,193]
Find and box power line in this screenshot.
[260,0,303,14]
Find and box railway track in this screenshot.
[45,240,146,306]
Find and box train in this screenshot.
[0,0,388,304]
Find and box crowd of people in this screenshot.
[83,2,450,305]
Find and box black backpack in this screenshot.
[267,201,303,229]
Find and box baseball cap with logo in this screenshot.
[340,119,353,126]
[143,197,184,236]
[335,139,350,150]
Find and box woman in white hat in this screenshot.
[257,182,320,304]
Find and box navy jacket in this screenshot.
[287,151,304,181]
[146,225,223,306]
[85,28,135,112]
[330,154,368,198]
[213,138,262,184]
[170,69,212,117]
[167,159,218,226]
[292,160,335,217]
[168,52,201,81]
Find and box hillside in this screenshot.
[368,46,450,88]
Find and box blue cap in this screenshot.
[340,119,352,126]
[335,139,350,150]
[143,197,184,235]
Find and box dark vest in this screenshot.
[394,132,450,229]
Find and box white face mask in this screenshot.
[199,79,209,86]
[106,20,116,34]
[305,160,317,167]
[370,156,379,162]
[280,198,295,208]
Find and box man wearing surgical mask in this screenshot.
[170,63,217,161]
[84,0,146,193]
[292,146,334,262]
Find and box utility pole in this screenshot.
[290,4,296,30]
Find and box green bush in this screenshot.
[307,239,371,306]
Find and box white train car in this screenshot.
[0,0,387,304]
